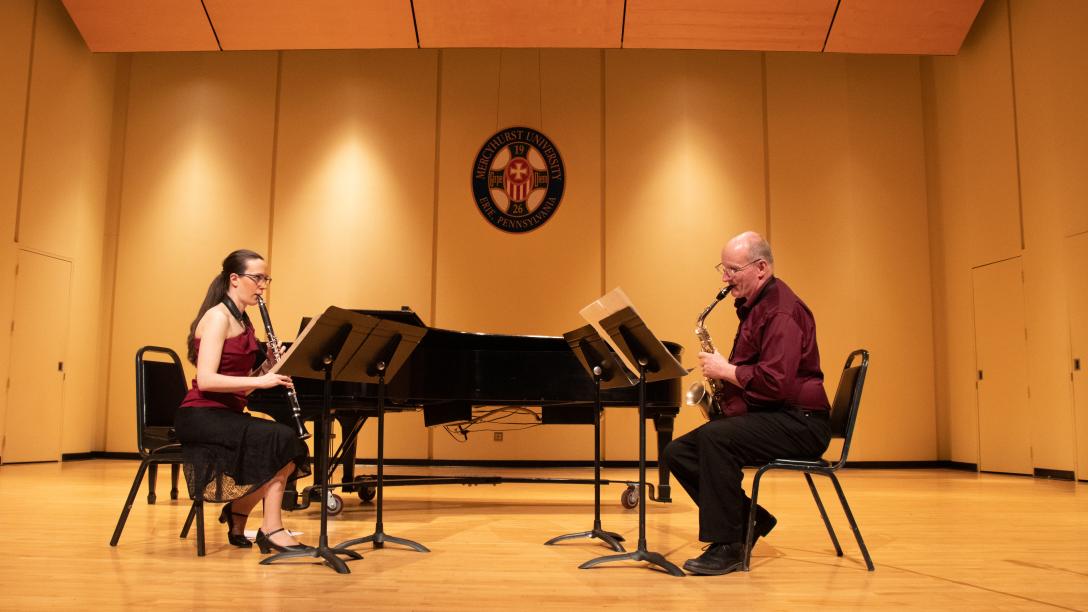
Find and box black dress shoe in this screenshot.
[683,542,745,576]
[747,509,777,552]
[255,528,313,554]
[218,502,252,548]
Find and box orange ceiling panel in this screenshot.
[825,0,985,55]
[623,0,838,51]
[59,0,987,55]
[413,0,624,48]
[60,0,218,52]
[203,0,416,51]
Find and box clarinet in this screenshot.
[255,295,311,440]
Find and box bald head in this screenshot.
[725,231,774,267]
[720,231,774,301]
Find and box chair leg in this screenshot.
[180,500,197,538]
[146,463,158,504]
[110,458,152,546]
[742,467,768,571]
[805,472,843,556]
[170,464,180,500]
[828,472,874,571]
[195,497,206,557]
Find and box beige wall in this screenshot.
[923,0,1087,471]
[1010,0,1088,473]
[0,0,116,457]
[91,45,938,462]
[0,0,36,455]
[603,50,766,459]
[9,0,1084,472]
[270,50,439,460]
[768,53,935,461]
[105,51,278,450]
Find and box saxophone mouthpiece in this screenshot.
[716,286,733,300]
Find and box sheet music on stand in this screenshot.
[579,287,686,381]
[580,288,639,374]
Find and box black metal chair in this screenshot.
[742,349,874,571]
[110,346,206,555]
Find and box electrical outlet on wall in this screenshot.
[493,432,503,442]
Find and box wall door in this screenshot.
[972,257,1033,475]
[2,250,71,464]
[1066,232,1088,481]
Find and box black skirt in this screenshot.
[174,407,311,503]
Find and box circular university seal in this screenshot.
[471,127,565,233]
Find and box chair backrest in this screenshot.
[135,346,188,454]
[826,349,869,468]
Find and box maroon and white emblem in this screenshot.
[471,127,565,233]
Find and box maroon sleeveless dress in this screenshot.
[174,323,310,502]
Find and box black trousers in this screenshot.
[663,409,831,543]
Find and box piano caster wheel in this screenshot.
[354,478,376,503]
[621,486,640,510]
[326,493,344,516]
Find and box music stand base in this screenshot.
[259,545,363,575]
[545,527,625,553]
[579,544,684,576]
[338,528,429,553]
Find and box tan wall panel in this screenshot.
[922,0,1022,464]
[18,1,114,260]
[95,55,131,451]
[106,52,278,451]
[1009,0,1088,471]
[17,0,116,454]
[768,53,935,461]
[0,0,36,455]
[271,50,439,459]
[0,0,33,226]
[431,49,603,461]
[1011,0,1088,238]
[603,50,766,460]
[926,0,1022,270]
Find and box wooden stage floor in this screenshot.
[0,460,1084,610]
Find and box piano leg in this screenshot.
[653,413,675,503]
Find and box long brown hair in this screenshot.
[186,249,263,364]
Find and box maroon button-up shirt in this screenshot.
[718,277,830,417]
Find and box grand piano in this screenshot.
[247,308,685,509]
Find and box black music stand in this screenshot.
[544,325,635,553]
[260,306,374,574]
[335,318,429,554]
[579,307,687,576]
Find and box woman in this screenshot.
[175,249,312,554]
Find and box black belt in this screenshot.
[798,409,829,419]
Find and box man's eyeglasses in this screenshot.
[715,259,762,277]
[242,273,272,286]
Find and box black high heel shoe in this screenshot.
[218,502,253,548]
[255,528,312,554]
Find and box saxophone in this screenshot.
[255,295,311,440]
[685,285,732,420]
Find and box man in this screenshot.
[664,231,832,576]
